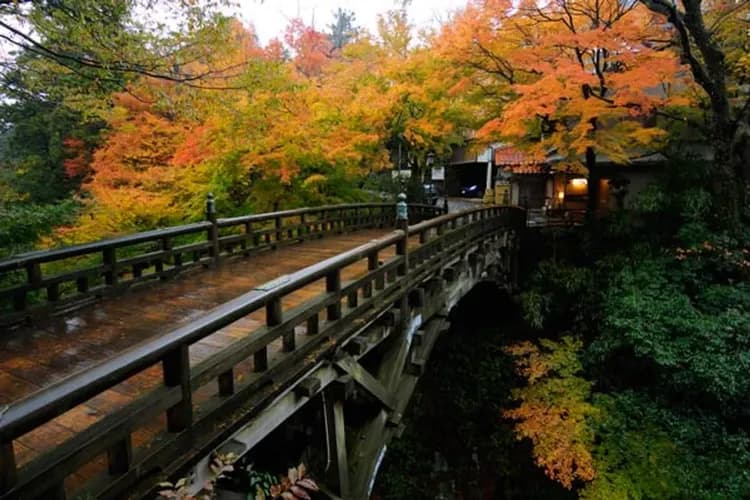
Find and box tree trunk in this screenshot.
[712,135,745,230]
[585,146,600,215]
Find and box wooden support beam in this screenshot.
[332,375,356,401]
[347,410,389,499]
[407,352,426,376]
[294,377,321,399]
[335,355,394,411]
[345,337,369,357]
[324,387,350,498]
[408,288,425,308]
[442,266,457,283]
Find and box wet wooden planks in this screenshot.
[0,229,392,481]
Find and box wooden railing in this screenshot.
[0,202,443,325]
[0,205,524,500]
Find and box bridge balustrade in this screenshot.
[0,204,523,500]
[0,202,443,326]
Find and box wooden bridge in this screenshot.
[0,199,524,500]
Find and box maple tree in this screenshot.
[440,0,689,211]
[504,337,599,489]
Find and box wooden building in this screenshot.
[493,145,666,213]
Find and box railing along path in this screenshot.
[0,203,523,499]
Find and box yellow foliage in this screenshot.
[504,337,600,489]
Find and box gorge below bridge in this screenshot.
[0,200,525,500]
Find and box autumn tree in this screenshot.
[638,0,750,227]
[285,18,332,77]
[440,0,689,212]
[57,20,266,241]
[504,337,599,490]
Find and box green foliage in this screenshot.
[1,0,236,115]
[520,261,595,332]
[591,256,750,405]
[509,158,750,498]
[0,200,77,257]
[0,94,103,204]
[584,392,750,500]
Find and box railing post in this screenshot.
[273,202,282,247]
[163,345,192,432]
[443,197,449,214]
[243,221,253,255]
[103,247,117,286]
[206,192,219,264]
[396,193,409,276]
[0,441,17,494]
[107,435,133,474]
[299,213,307,241]
[364,251,378,298]
[326,269,342,321]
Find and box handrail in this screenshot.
[0,204,523,500]
[216,203,439,227]
[0,231,404,441]
[0,202,444,325]
[0,222,213,271]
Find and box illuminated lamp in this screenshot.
[570,178,588,187]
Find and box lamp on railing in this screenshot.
[206,192,216,222]
[396,192,408,275]
[396,192,408,223]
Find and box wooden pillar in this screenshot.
[163,345,192,432]
[324,388,350,498]
[0,441,17,494]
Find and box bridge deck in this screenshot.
[0,229,393,490]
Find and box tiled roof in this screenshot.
[509,164,546,174]
[494,146,547,175]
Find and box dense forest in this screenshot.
[1,0,749,498]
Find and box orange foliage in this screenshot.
[285,19,332,77]
[62,137,91,179]
[438,0,692,168]
[504,338,599,489]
